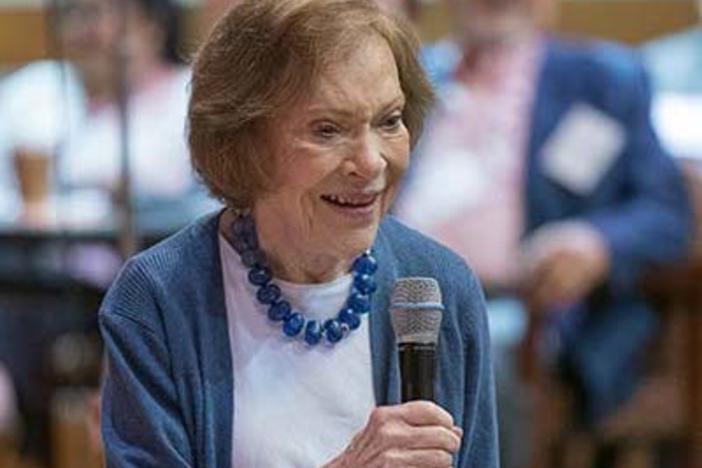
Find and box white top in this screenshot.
[219,236,375,468]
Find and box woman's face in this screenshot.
[253,36,410,269]
[445,0,549,44]
[60,0,164,89]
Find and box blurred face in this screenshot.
[59,0,164,89]
[253,36,410,279]
[445,0,551,45]
[59,0,116,82]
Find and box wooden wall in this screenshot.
[0,0,699,68]
[0,8,51,67]
[417,0,699,43]
[0,6,206,70]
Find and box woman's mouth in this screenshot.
[320,192,379,209]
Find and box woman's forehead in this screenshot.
[293,39,402,110]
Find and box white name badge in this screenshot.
[540,103,625,195]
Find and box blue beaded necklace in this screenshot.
[229,214,378,346]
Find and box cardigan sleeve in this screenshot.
[456,268,500,468]
[99,261,194,468]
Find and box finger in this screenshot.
[384,448,454,467]
[391,400,455,428]
[392,425,462,453]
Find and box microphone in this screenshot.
[390,277,444,402]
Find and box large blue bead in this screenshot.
[256,284,281,304]
[268,300,291,321]
[338,308,362,330]
[353,254,378,275]
[324,319,343,344]
[348,292,371,314]
[304,320,323,345]
[283,313,305,337]
[353,274,377,295]
[248,266,272,286]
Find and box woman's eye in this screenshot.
[381,113,403,132]
[313,122,341,139]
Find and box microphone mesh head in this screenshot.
[390,277,444,345]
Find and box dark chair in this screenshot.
[524,160,702,468]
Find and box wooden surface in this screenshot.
[0,5,203,68]
[0,8,51,68]
[524,259,702,468]
[0,0,699,67]
[416,0,699,43]
[646,260,702,468]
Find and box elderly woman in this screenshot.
[99,0,498,466]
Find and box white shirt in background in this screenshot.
[0,60,195,220]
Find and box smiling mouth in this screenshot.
[320,192,379,209]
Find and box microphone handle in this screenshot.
[399,343,436,402]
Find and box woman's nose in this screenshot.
[346,133,387,180]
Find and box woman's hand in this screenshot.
[324,401,463,468]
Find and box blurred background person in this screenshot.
[375,0,420,22]
[0,0,210,229]
[393,0,692,466]
[0,0,215,465]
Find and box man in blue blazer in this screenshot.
[395,0,692,466]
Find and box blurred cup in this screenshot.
[13,146,52,206]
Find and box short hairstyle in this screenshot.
[188,0,433,209]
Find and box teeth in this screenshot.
[324,193,375,206]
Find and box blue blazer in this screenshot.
[419,37,692,422]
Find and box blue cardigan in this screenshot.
[99,211,500,467]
